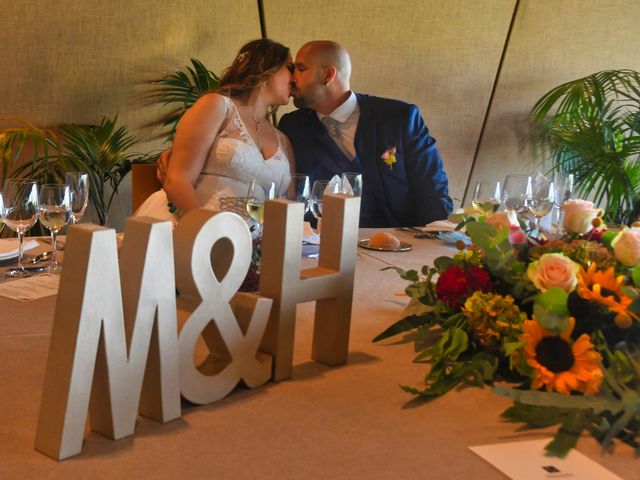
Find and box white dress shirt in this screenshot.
[316,91,360,161]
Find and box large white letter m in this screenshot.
[35,218,181,460]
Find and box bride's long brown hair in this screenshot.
[217,39,290,100]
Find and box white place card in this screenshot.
[469,439,622,480]
[0,273,60,302]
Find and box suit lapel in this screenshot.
[355,94,391,222]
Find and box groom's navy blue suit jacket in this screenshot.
[278,93,453,227]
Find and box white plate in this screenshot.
[358,239,412,252]
[0,239,40,262]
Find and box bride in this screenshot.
[135,39,294,224]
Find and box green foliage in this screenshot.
[12,116,151,226]
[148,58,220,141]
[0,117,59,187]
[533,288,571,334]
[530,69,640,224]
[495,339,640,457]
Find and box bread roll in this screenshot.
[368,231,401,249]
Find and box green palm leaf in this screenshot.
[530,70,640,224]
[147,58,220,140]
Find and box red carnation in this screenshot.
[435,265,492,309]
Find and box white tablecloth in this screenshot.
[0,229,636,479]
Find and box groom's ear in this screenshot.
[323,65,338,85]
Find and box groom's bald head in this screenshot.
[290,40,352,113]
[299,41,352,84]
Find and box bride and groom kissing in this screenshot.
[137,39,452,228]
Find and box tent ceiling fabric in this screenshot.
[1,0,639,222]
[470,0,640,201]
[266,0,517,206]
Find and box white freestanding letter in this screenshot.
[174,210,273,405]
[35,218,180,460]
[259,194,360,380]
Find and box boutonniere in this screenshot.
[381,147,397,170]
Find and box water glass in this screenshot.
[552,172,574,228]
[341,172,362,196]
[502,174,532,216]
[285,174,310,211]
[472,180,501,215]
[39,184,72,273]
[310,180,340,220]
[2,179,39,278]
[66,172,89,223]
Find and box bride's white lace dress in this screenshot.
[135,95,291,224]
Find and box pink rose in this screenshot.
[527,253,579,293]
[486,210,519,229]
[611,228,640,266]
[562,199,603,235]
[508,227,527,245]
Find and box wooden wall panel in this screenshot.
[265,0,517,208]
[469,0,640,204]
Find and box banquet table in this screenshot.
[0,229,637,479]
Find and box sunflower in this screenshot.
[521,317,603,394]
[577,263,637,328]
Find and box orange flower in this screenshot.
[522,317,603,394]
[577,263,637,328]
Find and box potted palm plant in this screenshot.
[130,58,220,210]
[147,58,220,141]
[3,116,150,226]
[529,69,640,225]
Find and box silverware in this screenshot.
[27,250,53,264]
[395,227,440,239]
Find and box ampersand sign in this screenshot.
[174,210,273,404]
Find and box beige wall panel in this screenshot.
[1,0,261,228]
[471,0,640,204]
[267,0,516,206]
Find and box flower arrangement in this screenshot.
[375,205,640,457]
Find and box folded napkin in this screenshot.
[0,239,39,260]
[437,231,472,246]
[326,175,342,194]
[420,220,459,233]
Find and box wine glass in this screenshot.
[552,172,574,229]
[66,172,89,224]
[502,174,532,217]
[38,184,72,273]
[528,180,555,234]
[341,172,363,197]
[285,174,311,211]
[472,180,501,215]
[2,179,39,278]
[310,179,340,221]
[246,179,276,236]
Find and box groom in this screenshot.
[279,40,452,228]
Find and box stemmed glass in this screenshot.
[66,172,89,224]
[472,180,501,215]
[285,174,311,212]
[341,172,362,197]
[2,179,39,278]
[502,174,532,217]
[38,184,72,273]
[552,172,574,229]
[527,179,555,234]
[310,179,341,222]
[246,179,276,236]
